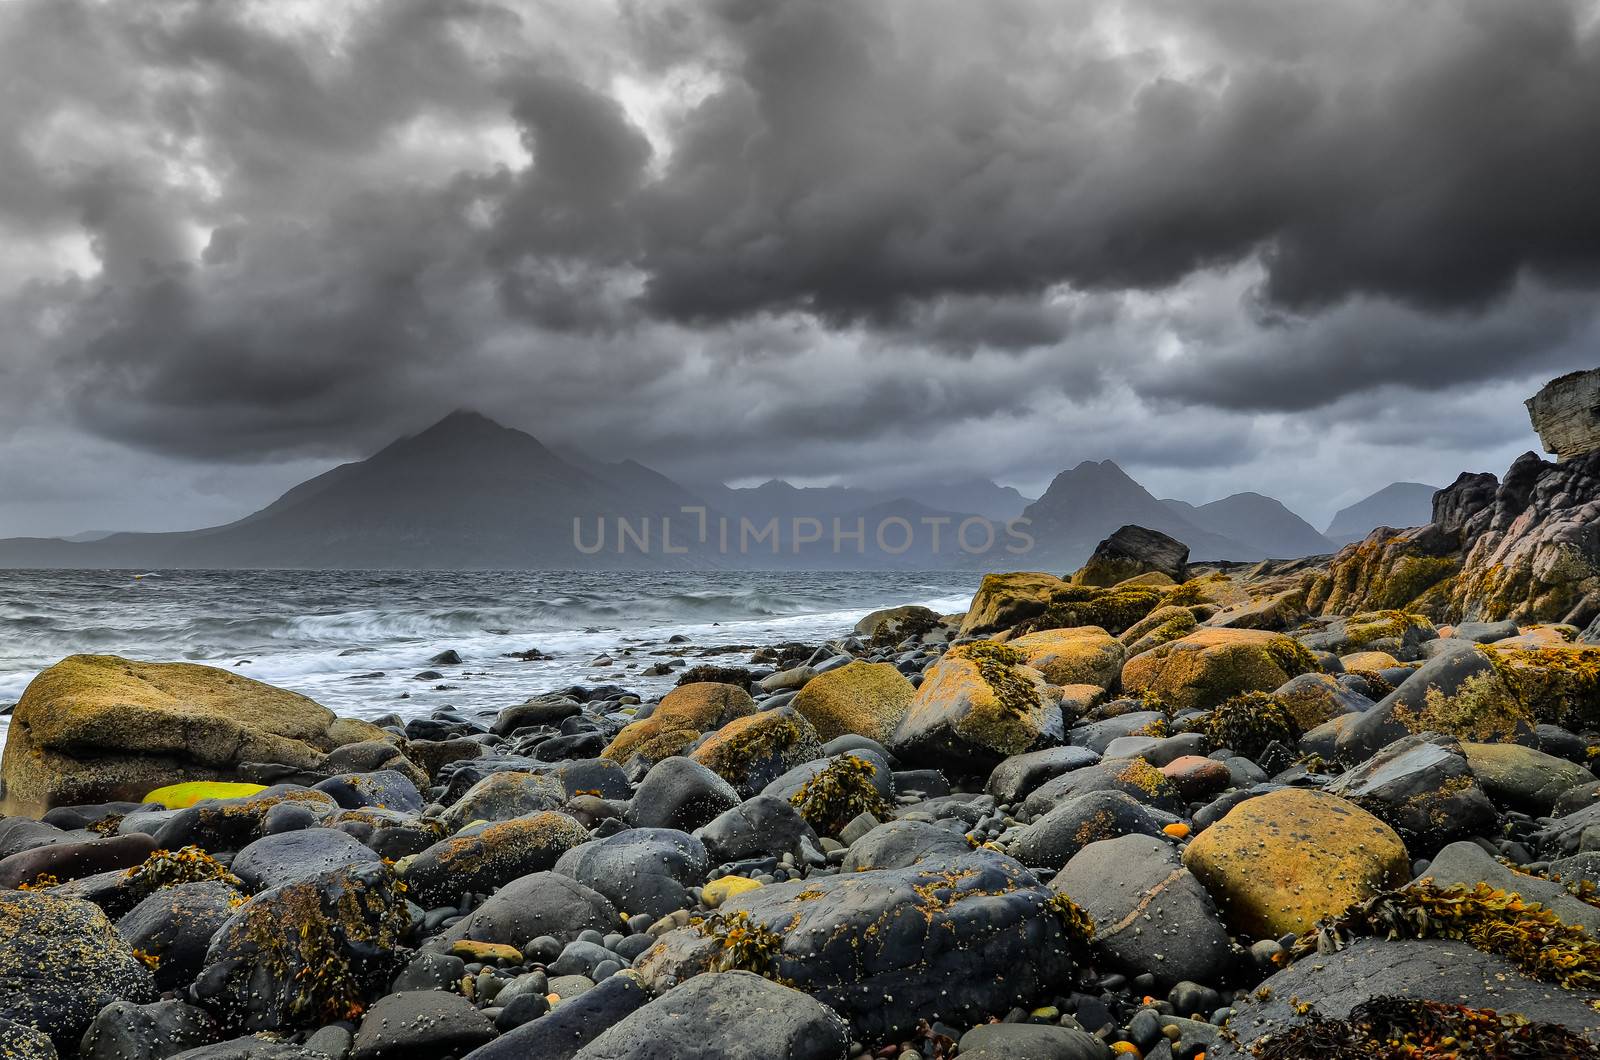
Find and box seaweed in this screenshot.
[789,755,893,836]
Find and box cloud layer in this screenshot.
[0,0,1596,535]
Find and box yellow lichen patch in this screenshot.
[1481,644,1600,730]
[143,781,268,809]
[703,875,763,909]
[1113,757,1179,801]
[450,939,522,963]
[1010,627,1126,689]
[1122,628,1318,713]
[1344,610,1433,648]
[1182,789,1409,939]
[791,661,916,744]
[1021,585,1165,638]
[600,681,756,764]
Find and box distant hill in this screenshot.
[0,417,1342,571]
[1324,481,1440,546]
[1162,493,1331,559]
[1019,460,1261,569]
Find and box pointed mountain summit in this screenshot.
[1019,460,1258,568]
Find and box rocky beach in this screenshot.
[0,372,1598,1060]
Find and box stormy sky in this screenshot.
[1,0,1597,539]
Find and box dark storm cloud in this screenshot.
[0,0,1596,501]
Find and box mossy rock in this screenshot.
[1119,605,1199,656]
[1163,573,1250,610]
[601,682,757,766]
[0,655,398,814]
[958,573,1069,636]
[1182,788,1409,938]
[691,706,824,797]
[0,890,157,1048]
[1121,628,1319,712]
[1010,627,1126,689]
[144,781,268,809]
[1021,585,1164,637]
[1339,649,1401,671]
[889,641,1065,773]
[400,810,590,907]
[1272,672,1370,731]
[1481,644,1600,730]
[151,786,338,852]
[791,661,916,744]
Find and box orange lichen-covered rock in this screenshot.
[890,641,1065,772]
[1182,789,1409,938]
[1010,627,1126,690]
[601,682,757,766]
[1121,628,1318,713]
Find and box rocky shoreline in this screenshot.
[3,386,1600,1059]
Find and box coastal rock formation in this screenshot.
[1528,367,1600,462]
[1072,524,1190,587]
[0,655,403,813]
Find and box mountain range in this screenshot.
[0,412,1435,571]
[1322,481,1440,546]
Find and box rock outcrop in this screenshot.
[1527,367,1600,462]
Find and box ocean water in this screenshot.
[0,570,980,741]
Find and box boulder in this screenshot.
[694,795,817,864]
[0,655,400,813]
[854,604,942,643]
[1119,605,1199,656]
[231,827,382,891]
[350,991,495,1060]
[440,771,566,832]
[462,973,649,1060]
[192,863,411,1032]
[401,811,589,907]
[312,770,423,813]
[117,880,243,990]
[1073,525,1190,588]
[1181,788,1410,939]
[719,851,1077,1037]
[1020,759,1184,818]
[1010,627,1126,689]
[958,1023,1107,1060]
[1008,790,1179,871]
[791,661,916,744]
[1527,367,1600,461]
[985,746,1101,803]
[554,829,708,922]
[959,572,1069,636]
[80,1000,221,1060]
[839,819,974,872]
[0,890,156,1047]
[1050,834,1232,988]
[1462,740,1594,815]
[1325,733,1497,855]
[689,706,823,797]
[150,786,337,851]
[1120,628,1317,713]
[440,871,620,947]
[1272,672,1371,731]
[570,970,848,1060]
[0,831,156,890]
[627,758,741,833]
[601,683,756,766]
[1210,938,1600,1058]
[890,642,1065,774]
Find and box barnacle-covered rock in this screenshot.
[116,880,243,991]
[0,889,156,1048]
[890,641,1064,774]
[192,862,411,1032]
[150,786,336,852]
[1326,734,1497,856]
[553,828,708,921]
[438,771,566,832]
[711,851,1079,1037]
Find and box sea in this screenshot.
[0,570,981,742]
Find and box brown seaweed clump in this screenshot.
[789,755,893,836]
[1199,691,1302,760]
[1251,996,1600,1059]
